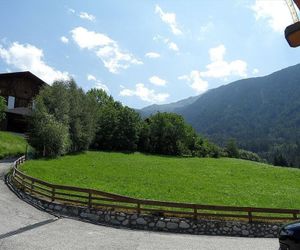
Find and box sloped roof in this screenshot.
[0,71,47,86]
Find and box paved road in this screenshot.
[0,161,279,250]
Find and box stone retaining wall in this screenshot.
[7,175,283,238]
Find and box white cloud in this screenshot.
[87,74,96,81]
[198,21,214,40]
[155,5,183,35]
[79,12,95,21]
[178,71,208,94]
[251,0,292,33]
[60,36,69,44]
[149,76,167,86]
[168,41,179,51]
[200,21,214,33]
[68,8,75,14]
[179,44,248,93]
[120,83,169,103]
[71,27,142,73]
[71,27,113,49]
[0,42,69,83]
[252,68,259,75]
[87,74,109,92]
[201,44,247,79]
[153,35,179,52]
[145,52,161,58]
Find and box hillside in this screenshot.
[177,64,300,166]
[0,131,27,159]
[141,64,300,167]
[138,95,200,117]
[21,151,300,208]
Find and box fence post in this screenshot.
[30,180,34,195]
[88,191,92,208]
[193,206,197,220]
[137,202,141,214]
[248,211,253,223]
[22,176,25,191]
[51,187,55,202]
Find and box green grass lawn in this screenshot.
[0,131,27,159]
[20,151,300,209]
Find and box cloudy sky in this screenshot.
[0,0,299,108]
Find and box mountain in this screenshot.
[142,64,300,167]
[138,95,200,118]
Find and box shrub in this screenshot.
[0,96,6,122]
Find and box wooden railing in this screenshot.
[11,156,300,223]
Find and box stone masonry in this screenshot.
[6,174,283,238]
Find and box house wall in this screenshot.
[0,72,45,132]
[0,76,42,109]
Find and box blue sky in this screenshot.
[0,0,299,108]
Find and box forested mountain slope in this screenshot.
[177,64,300,166]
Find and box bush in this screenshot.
[138,112,216,156]
[0,96,6,122]
[29,112,70,157]
[238,149,262,162]
[226,139,240,158]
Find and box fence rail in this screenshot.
[11,156,300,223]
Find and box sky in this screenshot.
[0,0,299,109]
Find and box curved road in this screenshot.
[0,161,279,250]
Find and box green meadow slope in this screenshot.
[21,151,300,209]
[0,131,27,159]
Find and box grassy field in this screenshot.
[20,151,300,209]
[0,131,27,159]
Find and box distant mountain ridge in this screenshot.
[138,95,200,117]
[140,64,300,166]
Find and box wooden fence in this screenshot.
[11,156,300,223]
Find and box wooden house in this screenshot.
[0,71,46,132]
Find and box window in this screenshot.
[8,96,15,109]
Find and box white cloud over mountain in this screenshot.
[178,71,208,94]
[120,83,169,103]
[179,44,247,93]
[201,44,247,79]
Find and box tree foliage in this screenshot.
[88,89,141,151]
[29,82,225,159]
[138,112,219,157]
[0,96,5,122]
[29,80,95,157]
[226,139,240,158]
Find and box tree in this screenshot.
[226,139,240,158]
[28,79,96,157]
[142,112,203,156]
[67,80,96,152]
[0,96,5,122]
[274,153,289,167]
[88,89,142,151]
[28,96,70,157]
